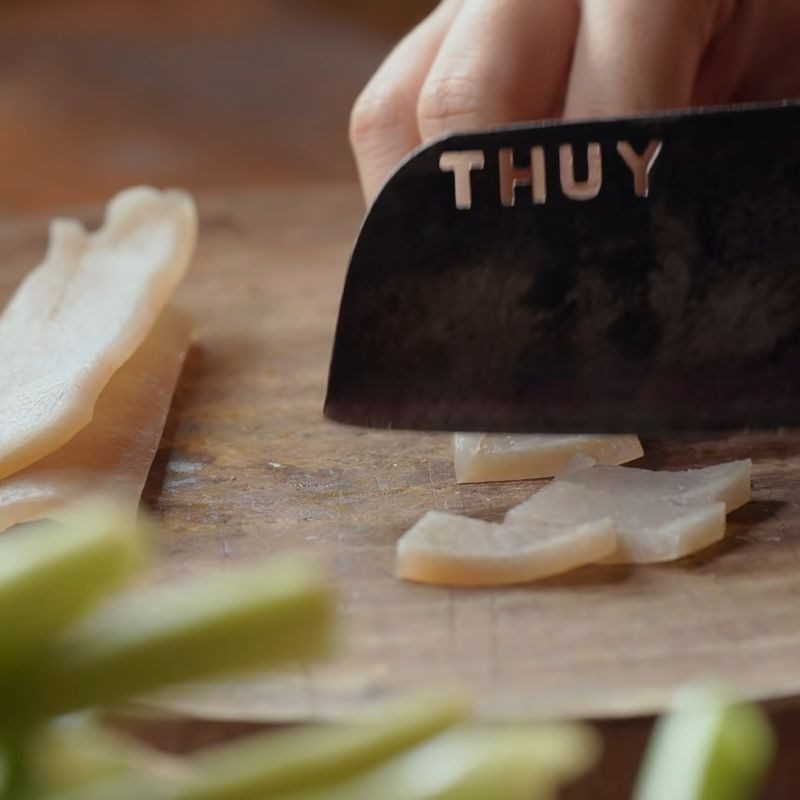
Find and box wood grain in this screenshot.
[2,185,800,723]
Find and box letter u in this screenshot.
[559,143,602,201]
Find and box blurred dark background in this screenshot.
[0,0,437,213]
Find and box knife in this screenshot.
[325,101,800,434]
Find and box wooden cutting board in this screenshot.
[2,184,800,723]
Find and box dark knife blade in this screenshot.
[325,101,800,434]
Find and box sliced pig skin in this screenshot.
[453,434,643,484]
[0,187,196,479]
[396,510,617,586]
[0,308,192,533]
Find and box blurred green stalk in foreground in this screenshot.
[0,500,776,800]
[0,501,147,675]
[43,718,599,800]
[5,557,335,724]
[635,687,775,800]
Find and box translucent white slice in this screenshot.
[396,510,617,586]
[453,433,643,483]
[506,478,729,565]
[556,459,752,513]
[0,187,197,479]
[0,308,193,533]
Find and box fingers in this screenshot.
[350,0,462,205]
[351,0,580,204]
[693,0,770,105]
[417,0,579,141]
[565,0,733,119]
[352,0,751,209]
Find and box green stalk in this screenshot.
[45,717,596,800]
[182,690,469,800]
[0,738,38,800]
[44,691,470,800]
[633,687,774,800]
[31,713,158,792]
[0,500,148,674]
[7,557,335,723]
[270,723,599,800]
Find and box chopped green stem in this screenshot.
[0,737,38,800]
[266,724,599,800]
[7,557,334,723]
[31,713,155,793]
[634,687,774,800]
[0,501,148,676]
[182,690,469,800]
[43,719,596,800]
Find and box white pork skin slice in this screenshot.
[0,187,197,479]
[396,510,617,587]
[0,308,192,533]
[554,459,751,513]
[453,433,643,484]
[505,461,750,564]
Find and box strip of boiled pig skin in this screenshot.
[551,460,751,513]
[453,434,643,483]
[0,187,196,479]
[396,510,617,586]
[0,308,192,533]
[505,473,731,565]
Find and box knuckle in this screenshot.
[349,86,407,146]
[417,73,484,134]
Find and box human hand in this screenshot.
[350,0,800,205]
